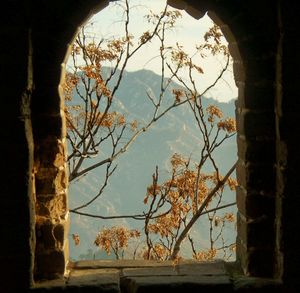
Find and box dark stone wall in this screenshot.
[276,0,300,288]
[0,1,35,290]
[0,0,299,291]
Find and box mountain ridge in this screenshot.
[67,68,237,260]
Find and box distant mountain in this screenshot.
[67,68,237,260]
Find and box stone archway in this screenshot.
[31,0,279,281]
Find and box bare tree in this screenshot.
[64,0,237,261]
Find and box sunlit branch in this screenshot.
[170,161,237,260]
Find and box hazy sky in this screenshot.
[85,0,237,102]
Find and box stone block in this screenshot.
[238,33,278,62]
[237,136,276,164]
[33,115,64,139]
[244,55,277,84]
[121,275,233,293]
[36,169,66,197]
[72,259,223,271]
[73,259,173,270]
[33,277,66,291]
[122,261,226,277]
[35,220,56,250]
[236,160,276,192]
[236,82,276,110]
[36,193,67,219]
[36,167,59,180]
[233,276,282,292]
[236,186,275,219]
[236,108,275,139]
[31,86,62,115]
[237,212,275,248]
[35,177,56,196]
[35,249,67,280]
[232,59,245,83]
[236,237,275,278]
[67,269,120,292]
[53,224,65,248]
[35,136,64,166]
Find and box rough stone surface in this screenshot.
[233,277,283,292]
[122,261,226,277]
[121,275,233,293]
[67,268,120,287]
[72,259,202,269]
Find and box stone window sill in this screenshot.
[32,259,282,292]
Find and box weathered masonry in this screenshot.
[0,0,299,292]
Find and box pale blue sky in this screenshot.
[85,0,237,102]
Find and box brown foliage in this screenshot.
[94,226,140,259]
[66,0,237,262]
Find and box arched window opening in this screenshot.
[1,0,291,289]
[63,0,238,263]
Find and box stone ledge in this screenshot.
[67,268,120,286]
[121,275,232,293]
[232,276,283,292]
[70,259,225,270]
[122,262,226,277]
[32,260,283,292]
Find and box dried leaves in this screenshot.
[66,0,237,262]
[72,233,80,246]
[94,226,140,259]
[142,153,237,260]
